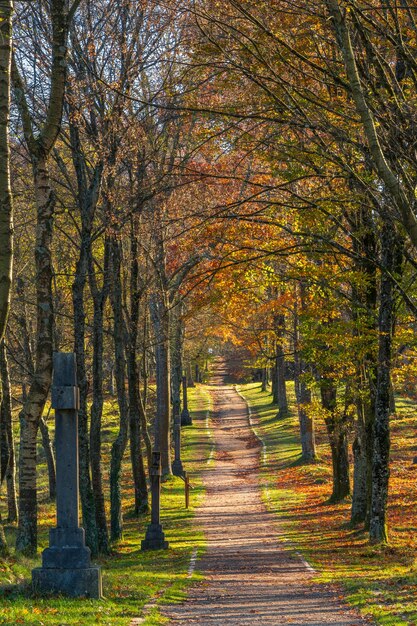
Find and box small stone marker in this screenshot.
[32,352,102,598]
[180,375,192,426]
[141,451,169,550]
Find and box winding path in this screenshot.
[163,360,370,625]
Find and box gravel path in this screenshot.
[163,361,371,625]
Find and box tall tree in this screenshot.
[13,0,79,554]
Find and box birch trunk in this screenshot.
[0,0,13,344]
[16,156,55,554]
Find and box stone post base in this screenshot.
[180,409,192,426]
[32,566,102,598]
[172,459,184,477]
[141,523,169,550]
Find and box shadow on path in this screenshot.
[162,358,371,625]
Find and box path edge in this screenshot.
[235,384,317,575]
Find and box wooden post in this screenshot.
[180,375,192,426]
[185,473,190,509]
[32,353,102,598]
[141,451,169,550]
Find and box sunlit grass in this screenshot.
[239,382,417,626]
[0,385,212,625]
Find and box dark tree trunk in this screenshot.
[139,309,152,470]
[293,289,316,462]
[273,313,288,416]
[369,224,401,544]
[171,301,183,432]
[39,415,56,500]
[186,362,195,388]
[89,237,110,554]
[0,343,16,522]
[0,344,9,484]
[150,292,171,476]
[321,380,350,502]
[351,402,367,525]
[70,124,101,556]
[127,220,148,515]
[109,240,129,542]
[261,367,267,392]
[347,202,377,527]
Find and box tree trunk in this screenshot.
[140,309,152,470]
[348,202,378,528]
[351,403,367,525]
[89,237,110,554]
[186,361,195,388]
[0,0,13,346]
[369,223,399,544]
[70,123,101,556]
[261,367,267,392]
[16,156,55,555]
[150,293,171,476]
[12,0,72,555]
[39,415,56,500]
[0,343,16,522]
[127,222,148,514]
[321,380,350,502]
[274,314,288,417]
[293,291,316,462]
[109,239,129,542]
[171,301,183,433]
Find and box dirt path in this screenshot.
[163,361,370,625]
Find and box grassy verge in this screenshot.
[0,384,212,626]
[238,382,417,626]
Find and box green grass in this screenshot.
[0,385,212,626]
[238,381,417,626]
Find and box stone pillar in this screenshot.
[32,353,102,598]
[172,410,184,477]
[180,375,192,426]
[141,451,169,550]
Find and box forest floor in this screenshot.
[0,385,212,626]
[161,359,370,625]
[236,381,417,626]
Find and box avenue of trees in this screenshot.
[1,0,417,560]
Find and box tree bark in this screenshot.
[171,300,184,433]
[70,123,101,556]
[0,0,13,346]
[274,313,288,417]
[0,0,13,553]
[0,343,16,522]
[127,220,148,515]
[39,414,56,500]
[293,288,316,462]
[321,380,350,502]
[109,239,129,542]
[16,156,55,554]
[89,237,110,554]
[150,292,171,476]
[350,204,377,527]
[369,223,400,543]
